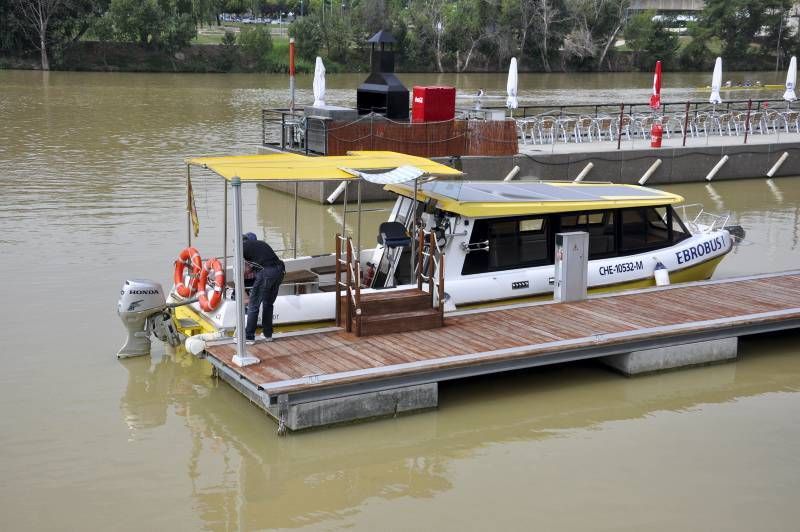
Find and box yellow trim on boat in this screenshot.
[385,181,684,218]
[173,305,218,336]
[186,151,463,182]
[173,304,334,337]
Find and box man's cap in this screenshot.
[243,232,257,242]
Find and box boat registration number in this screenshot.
[598,260,644,276]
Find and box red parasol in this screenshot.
[650,60,662,110]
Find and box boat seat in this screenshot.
[378,221,411,248]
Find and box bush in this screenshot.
[289,15,323,61]
[238,25,273,69]
[624,11,680,70]
[221,31,237,47]
[161,13,196,53]
[679,37,710,70]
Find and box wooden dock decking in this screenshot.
[204,271,800,431]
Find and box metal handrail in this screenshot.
[334,233,361,333]
[414,228,446,312]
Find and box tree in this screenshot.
[441,0,492,72]
[12,0,65,69]
[691,0,792,69]
[1,0,28,54]
[107,0,164,45]
[624,11,679,70]
[529,0,565,72]
[289,13,323,60]
[104,0,196,49]
[238,24,273,68]
[563,0,628,70]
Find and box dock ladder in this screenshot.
[335,231,445,337]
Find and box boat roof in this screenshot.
[186,151,463,182]
[385,180,684,217]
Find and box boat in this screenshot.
[116,151,738,358]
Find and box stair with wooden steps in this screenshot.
[339,288,444,337]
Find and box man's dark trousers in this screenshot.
[245,263,285,340]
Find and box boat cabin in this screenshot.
[380,181,690,287]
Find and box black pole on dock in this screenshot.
[617,103,624,150]
[682,101,690,147]
[744,99,753,144]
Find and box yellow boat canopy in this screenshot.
[187,151,463,182]
[385,180,685,217]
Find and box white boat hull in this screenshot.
[189,229,731,331]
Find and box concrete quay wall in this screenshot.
[258,140,800,203]
[456,141,800,185]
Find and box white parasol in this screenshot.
[709,56,722,105]
[313,56,326,107]
[784,56,797,102]
[506,57,518,111]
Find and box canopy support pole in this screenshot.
[223,180,228,276]
[293,182,299,259]
[356,180,362,257]
[411,177,418,283]
[186,165,192,246]
[231,177,258,367]
[341,181,348,240]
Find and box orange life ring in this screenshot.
[174,247,202,298]
[197,258,225,312]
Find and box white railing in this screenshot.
[675,203,730,234]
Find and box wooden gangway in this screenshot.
[204,270,800,432]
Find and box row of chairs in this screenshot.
[514,110,800,145]
[514,115,672,145]
[689,110,800,137]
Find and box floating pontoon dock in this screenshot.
[203,270,800,433]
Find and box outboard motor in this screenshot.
[117,279,180,358]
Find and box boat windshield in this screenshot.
[461,205,689,275]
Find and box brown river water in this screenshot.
[1,69,799,530]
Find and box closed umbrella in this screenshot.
[709,57,723,105]
[313,56,326,108]
[649,60,662,110]
[784,56,797,103]
[506,57,518,114]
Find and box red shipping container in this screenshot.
[412,86,456,122]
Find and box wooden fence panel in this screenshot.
[325,117,517,157]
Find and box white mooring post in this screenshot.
[554,231,589,303]
[231,177,259,367]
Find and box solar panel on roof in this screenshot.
[415,181,670,203]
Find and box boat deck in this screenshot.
[204,270,800,430]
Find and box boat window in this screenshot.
[670,207,690,243]
[520,218,544,232]
[461,216,550,275]
[557,210,616,259]
[620,207,671,251]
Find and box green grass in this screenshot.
[193,32,225,45]
[193,23,290,45]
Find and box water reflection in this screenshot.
[118,333,798,530]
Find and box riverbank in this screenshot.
[0,41,641,74]
[0,41,350,74]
